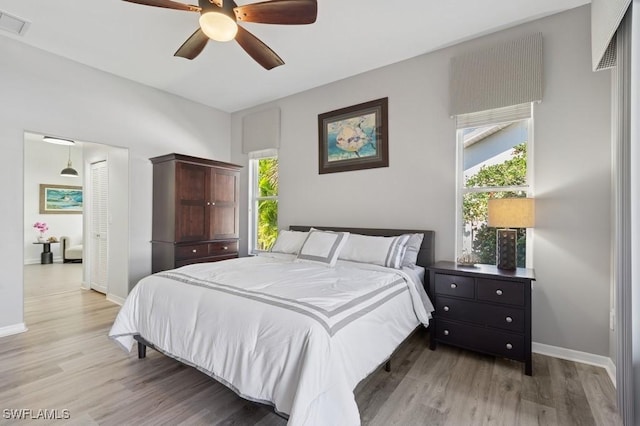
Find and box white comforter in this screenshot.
[109,253,434,425]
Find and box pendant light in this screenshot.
[60,146,79,177]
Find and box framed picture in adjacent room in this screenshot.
[39,184,83,214]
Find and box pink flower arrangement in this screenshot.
[33,221,49,235]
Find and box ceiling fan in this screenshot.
[123,0,317,70]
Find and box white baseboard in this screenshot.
[106,293,125,306]
[0,323,28,338]
[533,342,616,387]
[24,257,64,265]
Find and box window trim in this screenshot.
[455,106,535,268]
[248,152,278,255]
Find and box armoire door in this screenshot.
[175,162,210,242]
[209,168,239,240]
[90,161,108,294]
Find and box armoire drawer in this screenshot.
[176,243,210,260]
[175,254,238,268]
[209,240,238,256]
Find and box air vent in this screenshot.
[0,10,30,36]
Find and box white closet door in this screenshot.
[90,161,108,294]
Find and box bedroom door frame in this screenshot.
[23,132,130,308]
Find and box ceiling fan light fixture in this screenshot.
[199,12,237,42]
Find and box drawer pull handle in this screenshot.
[496,289,503,296]
[443,330,450,336]
[505,316,513,323]
[206,202,211,206]
[506,343,513,350]
[443,306,450,312]
[450,283,457,289]
[192,249,197,253]
[223,246,228,250]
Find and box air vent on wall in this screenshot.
[0,10,30,36]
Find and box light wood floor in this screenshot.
[0,266,621,425]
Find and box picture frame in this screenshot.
[318,97,389,174]
[39,184,83,214]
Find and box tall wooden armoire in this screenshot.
[150,153,242,273]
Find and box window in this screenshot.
[456,103,533,267]
[249,150,278,253]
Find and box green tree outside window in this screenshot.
[463,143,528,267]
[257,158,278,250]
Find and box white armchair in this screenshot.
[61,236,83,263]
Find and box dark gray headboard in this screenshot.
[289,226,435,269]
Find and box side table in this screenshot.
[33,241,59,264]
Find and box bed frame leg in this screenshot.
[137,342,147,359]
[385,360,391,372]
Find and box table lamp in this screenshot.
[487,197,535,270]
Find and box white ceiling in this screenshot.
[0,0,589,113]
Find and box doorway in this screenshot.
[23,131,129,307]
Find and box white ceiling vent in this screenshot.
[0,11,30,36]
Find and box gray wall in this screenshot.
[231,6,613,357]
[0,36,231,333]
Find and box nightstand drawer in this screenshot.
[434,274,474,299]
[436,297,482,324]
[176,243,209,260]
[483,305,525,333]
[437,320,525,360]
[477,278,525,306]
[437,297,524,333]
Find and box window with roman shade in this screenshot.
[449,32,543,116]
[450,34,541,268]
[243,107,281,253]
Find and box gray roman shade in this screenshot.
[242,107,280,154]
[455,102,531,130]
[591,0,632,71]
[450,33,543,116]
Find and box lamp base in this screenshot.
[496,229,517,270]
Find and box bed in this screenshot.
[109,226,435,425]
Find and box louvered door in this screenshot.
[90,161,108,294]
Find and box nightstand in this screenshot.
[427,261,535,375]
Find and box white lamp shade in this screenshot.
[487,198,535,228]
[199,12,238,42]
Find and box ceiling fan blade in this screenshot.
[122,0,201,12]
[235,26,284,70]
[234,0,317,25]
[174,28,209,60]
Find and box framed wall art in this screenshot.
[318,97,388,174]
[39,184,83,214]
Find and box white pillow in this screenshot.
[401,233,425,269]
[339,234,411,269]
[271,230,308,254]
[296,229,350,267]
